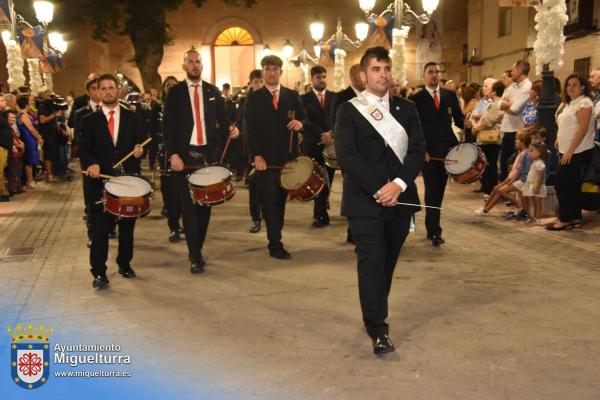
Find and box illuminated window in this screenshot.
[214,27,254,46]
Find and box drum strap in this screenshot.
[350,93,408,164]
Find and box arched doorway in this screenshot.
[212,26,255,90]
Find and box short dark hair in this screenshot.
[249,69,262,81]
[222,83,231,90]
[360,47,391,71]
[96,73,119,88]
[261,55,283,69]
[563,73,592,104]
[310,65,326,77]
[162,76,178,91]
[16,95,29,109]
[423,61,440,73]
[491,80,505,97]
[3,108,17,118]
[515,60,530,76]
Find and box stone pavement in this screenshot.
[0,167,599,399]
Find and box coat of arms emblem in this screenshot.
[8,323,53,390]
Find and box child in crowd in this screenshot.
[520,141,547,223]
[475,131,532,215]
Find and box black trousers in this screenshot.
[247,169,262,222]
[160,174,182,231]
[556,149,593,222]
[499,132,516,182]
[422,160,448,237]
[256,169,287,251]
[174,172,211,261]
[313,165,336,220]
[481,144,500,194]
[349,210,412,339]
[82,175,93,240]
[89,204,135,276]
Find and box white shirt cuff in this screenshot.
[393,178,407,192]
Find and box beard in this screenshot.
[186,70,201,80]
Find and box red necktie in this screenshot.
[433,90,440,110]
[320,92,325,109]
[272,90,278,111]
[107,110,115,140]
[193,84,204,145]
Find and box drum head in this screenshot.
[281,156,314,190]
[445,144,479,175]
[105,176,151,197]
[188,166,232,186]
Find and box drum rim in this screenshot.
[104,175,152,197]
[280,156,316,189]
[188,165,233,187]
[445,143,480,175]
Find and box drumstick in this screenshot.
[219,135,232,165]
[395,202,442,210]
[429,157,459,163]
[112,137,152,169]
[81,171,133,185]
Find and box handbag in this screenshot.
[477,129,502,145]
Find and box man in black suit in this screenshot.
[68,72,99,128]
[79,74,146,289]
[301,65,336,227]
[163,48,239,274]
[72,76,103,247]
[245,55,308,259]
[410,62,464,247]
[336,47,425,355]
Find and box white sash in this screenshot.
[349,93,408,164]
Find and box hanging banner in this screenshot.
[499,0,540,6]
[17,26,44,59]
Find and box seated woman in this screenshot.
[475,131,532,216]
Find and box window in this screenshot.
[214,27,254,46]
[574,57,590,78]
[499,7,512,37]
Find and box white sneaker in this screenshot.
[474,207,488,216]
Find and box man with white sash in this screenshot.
[335,47,425,355]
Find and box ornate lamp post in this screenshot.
[309,18,369,91]
[31,1,54,92]
[358,0,439,86]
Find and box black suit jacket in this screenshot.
[245,86,308,166]
[79,106,145,200]
[163,80,230,163]
[335,96,425,218]
[72,105,96,146]
[301,89,335,158]
[410,87,464,157]
[331,86,359,135]
[68,94,91,128]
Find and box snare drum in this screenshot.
[280,155,326,201]
[444,143,487,184]
[104,175,152,218]
[188,165,235,206]
[322,142,340,170]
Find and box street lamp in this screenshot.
[282,39,294,59]
[48,32,67,53]
[33,1,54,26]
[359,0,437,29]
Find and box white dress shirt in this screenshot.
[500,78,532,132]
[313,88,325,104]
[556,95,596,154]
[187,78,207,146]
[363,90,408,192]
[425,85,441,100]
[90,100,102,111]
[102,104,120,146]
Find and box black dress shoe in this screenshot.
[372,335,395,355]
[270,248,292,260]
[169,231,181,242]
[431,235,445,247]
[161,208,168,217]
[92,274,109,289]
[312,218,329,228]
[249,220,261,233]
[190,259,206,274]
[346,230,354,244]
[118,267,136,278]
[86,239,92,249]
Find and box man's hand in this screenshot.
[254,155,267,171]
[321,131,333,145]
[170,154,184,171]
[287,119,303,131]
[376,181,403,207]
[229,125,240,139]
[86,164,101,178]
[133,144,143,158]
[425,152,430,163]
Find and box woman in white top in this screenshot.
[548,73,596,230]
